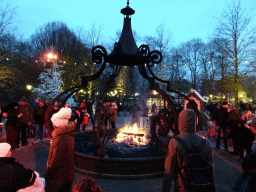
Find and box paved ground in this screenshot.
[2,114,256,192]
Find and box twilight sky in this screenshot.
[5,0,256,46]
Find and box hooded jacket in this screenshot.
[164,109,213,191]
[33,104,47,125]
[211,106,228,128]
[45,119,76,192]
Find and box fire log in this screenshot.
[122,132,145,137]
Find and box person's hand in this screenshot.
[244,124,250,129]
[18,113,23,118]
[2,112,7,118]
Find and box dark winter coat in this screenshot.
[227,109,240,126]
[241,150,256,192]
[151,103,156,113]
[211,107,228,128]
[0,107,4,123]
[242,150,256,172]
[33,105,47,125]
[6,108,19,131]
[45,121,76,192]
[86,101,93,114]
[0,157,36,192]
[31,101,39,110]
[240,124,255,150]
[16,103,33,125]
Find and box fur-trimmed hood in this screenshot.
[51,121,76,139]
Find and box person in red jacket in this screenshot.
[81,110,89,131]
[110,103,118,129]
[79,102,89,131]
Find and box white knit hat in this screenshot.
[51,107,72,127]
[0,143,11,157]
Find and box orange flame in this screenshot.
[115,123,149,145]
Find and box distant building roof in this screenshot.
[185,89,205,103]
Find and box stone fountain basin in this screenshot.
[74,131,167,179]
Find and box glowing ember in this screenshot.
[115,123,149,146]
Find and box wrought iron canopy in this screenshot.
[82,0,169,91]
[91,1,162,67]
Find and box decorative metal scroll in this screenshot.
[45,38,201,154]
[44,86,82,135]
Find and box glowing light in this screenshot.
[26,85,32,90]
[47,53,57,60]
[115,123,149,145]
[47,53,53,59]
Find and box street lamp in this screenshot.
[46,53,58,68]
[26,85,32,90]
[47,53,57,60]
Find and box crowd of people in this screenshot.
[1,96,256,191]
[0,96,104,192]
[210,101,256,159]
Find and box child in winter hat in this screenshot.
[51,107,72,128]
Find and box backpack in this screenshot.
[174,136,215,192]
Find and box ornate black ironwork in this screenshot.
[148,50,162,65]
[137,44,150,57]
[45,1,202,155]
[91,46,107,65]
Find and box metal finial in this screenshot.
[127,0,129,6]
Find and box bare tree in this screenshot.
[0,1,16,61]
[214,0,256,109]
[169,47,187,92]
[78,21,108,99]
[142,20,173,89]
[180,38,205,90]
